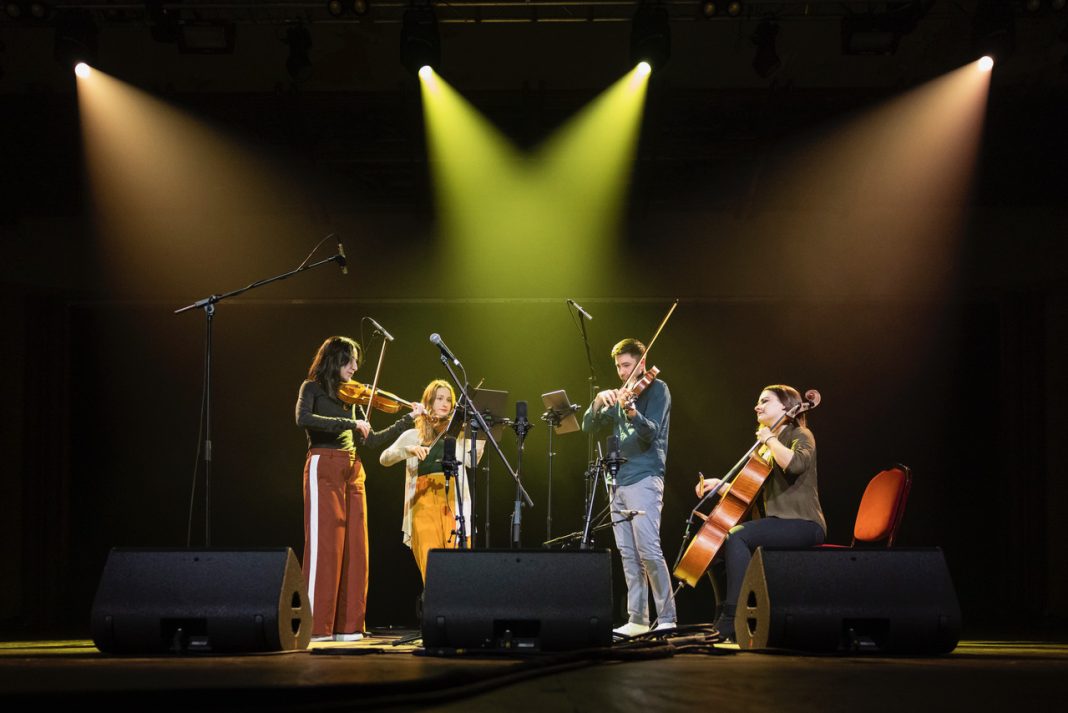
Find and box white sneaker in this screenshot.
[653,621,676,632]
[613,622,651,637]
[309,635,332,643]
[333,632,364,642]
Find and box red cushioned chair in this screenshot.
[705,464,912,619]
[823,464,912,548]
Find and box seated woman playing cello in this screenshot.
[695,384,827,641]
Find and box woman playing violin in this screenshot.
[295,336,424,642]
[695,384,827,641]
[379,379,483,583]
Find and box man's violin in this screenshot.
[338,380,415,415]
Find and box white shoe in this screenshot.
[334,632,364,642]
[613,622,651,637]
[309,635,332,643]
[653,621,676,632]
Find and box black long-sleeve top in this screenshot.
[295,380,414,451]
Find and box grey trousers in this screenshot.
[611,475,677,626]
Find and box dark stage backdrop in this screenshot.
[24,294,1004,632]
[2,86,1066,637]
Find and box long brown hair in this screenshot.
[416,379,455,444]
[762,384,808,428]
[307,336,361,401]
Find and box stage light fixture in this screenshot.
[285,24,313,82]
[630,2,671,71]
[1053,0,1066,11]
[978,56,994,71]
[74,61,90,78]
[971,0,1015,63]
[4,2,21,19]
[751,19,781,78]
[327,0,345,16]
[840,4,928,56]
[1024,0,1041,12]
[178,22,236,54]
[400,2,440,76]
[29,1,49,20]
[146,0,180,43]
[53,12,98,69]
[700,1,718,18]
[353,0,369,15]
[726,1,743,18]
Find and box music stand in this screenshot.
[448,387,508,547]
[541,390,580,435]
[540,389,580,543]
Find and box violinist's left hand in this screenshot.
[410,403,426,418]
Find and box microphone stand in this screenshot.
[174,249,345,547]
[436,352,534,537]
[540,408,562,543]
[581,440,626,550]
[509,414,532,548]
[441,440,464,548]
[576,306,598,466]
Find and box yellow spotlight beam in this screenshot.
[418,65,650,298]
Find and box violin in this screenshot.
[672,389,821,587]
[338,380,415,415]
[623,366,660,408]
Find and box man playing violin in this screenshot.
[295,336,425,643]
[583,338,676,636]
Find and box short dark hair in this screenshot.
[610,338,646,361]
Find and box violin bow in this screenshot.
[364,332,390,427]
[621,298,679,388]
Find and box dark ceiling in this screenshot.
[1,1,1065,94]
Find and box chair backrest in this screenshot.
[852,465,912,547]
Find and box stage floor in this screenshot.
[2,630,1066,711]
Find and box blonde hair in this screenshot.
[416,379,455,444]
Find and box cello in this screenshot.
[672,389,821,587]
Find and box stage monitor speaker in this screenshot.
[90,548,311,654]
[736,547,961,654]
[422,549,613,652]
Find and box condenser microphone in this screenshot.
[604,435,627,478]
[513,400,532,439]
[336,238,349,276]
[429,333,460,366]
[441,436,460,495]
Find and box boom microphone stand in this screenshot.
[174,234,346,546]
[430,335,533,538]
